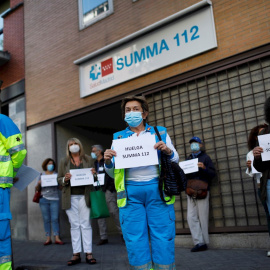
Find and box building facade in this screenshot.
[11,0,270,247]
[0,0,27,240]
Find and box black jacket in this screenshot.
[253,126,270,202]
[186,151,216,190]
[94,158,116,192]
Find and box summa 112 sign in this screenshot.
[79,4,217,98]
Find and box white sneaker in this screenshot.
[267,251,270,257]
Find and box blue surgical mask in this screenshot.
[191,142,200,152]
[124,111,143,127]
[47,164,54,172]
[91,152,97,159]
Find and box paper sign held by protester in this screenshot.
[113,135,158,169]
[41,174,58,187]
[179,158,199,174]
[93,173,105,186]
[70,168,94,186]
[258,134,270,161]
[13,165,40,191]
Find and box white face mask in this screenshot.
[69,144,80,153]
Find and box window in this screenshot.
[78,0,113,30]
[145,55,270,233]
[0,28,3,51]
[0,0,10,50]
[0,11,4,50]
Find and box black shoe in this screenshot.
[97,239,108,246]
[67,254,81,266]
[191,244,208,252]
[85,253,97,264]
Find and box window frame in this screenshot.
[0,29,3,51]
[78,0,114,30]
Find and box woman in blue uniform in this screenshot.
[104,96,179,270]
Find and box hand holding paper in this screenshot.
[257,134,270,161]
[179,159,199,174]
[13,165,40,191]
[112,135,158,169]
[41,174,58,187]
[70,168,94,186]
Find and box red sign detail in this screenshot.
[101,58,113,77]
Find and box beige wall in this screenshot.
[24,0,270,127]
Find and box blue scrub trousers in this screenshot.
[0,188,12,270]
[119,179,176,270]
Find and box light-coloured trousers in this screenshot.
[66,195,92,253]
[97,190,122,239]
[187,193,210,245]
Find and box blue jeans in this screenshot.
[267,180,270,217]
[119,179,176,270]
[39,197,60,236]
[258,188,270,236]
[0,188,12,266]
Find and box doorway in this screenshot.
[55,101,126,240]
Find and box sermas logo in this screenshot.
[89,64,101,81]
[89,58,115,90]
[101,58,113,77]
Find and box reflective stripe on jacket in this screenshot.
[0,114,27,188]
[113,123,175,208]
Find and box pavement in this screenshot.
[12,235,270,270]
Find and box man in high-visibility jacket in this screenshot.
[0,114,27,270]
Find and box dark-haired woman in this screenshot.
[35,158,64,246]
[246,124,270,256]
[246,124,267,181]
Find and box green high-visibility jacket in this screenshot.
[0,114,27,188]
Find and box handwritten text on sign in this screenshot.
[70,168,94,186]
[41,174,58,187]
[258,134,270,161]
[179,158,198,174]
[112,135,159,169]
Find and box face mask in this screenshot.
[69,144,80,153]
[124,111,143,127]
[47,164,54,172]
[91,152,97,159]
[191,142,200,152]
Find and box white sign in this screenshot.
[93,173,105,186]
[41,174,58,187]
[179,158,199,174]
[258,134,270,161]
[70,168,94,186]
[79,5,217,97]
[14,165,40,191]
[113,135,159,169]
